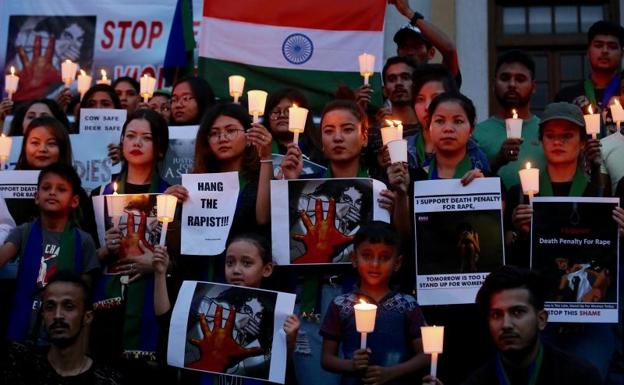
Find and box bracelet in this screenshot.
[410,11,424,26]
[260,159,273,163]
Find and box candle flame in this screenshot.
[512,109,518,119]
[113,182,118,193]
[385,119,395,127]
[80,69,86,76]
[1,134,5,138]
[359,299,368,305]
[526,162,531,169]
[143,74,149,78]
[588,105,593,115]
[292,103,298,109]
[614,99,622,107]
[393,120,402,126]
[101,69,107,78]
[10,66,15,75]
[64,59,72,64]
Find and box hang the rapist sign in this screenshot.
[181,172,239,256]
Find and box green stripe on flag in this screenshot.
[181,0,195,51]
[199,57,382,111]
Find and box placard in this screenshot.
[162,125,199,185]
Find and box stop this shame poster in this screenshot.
[531,197,620,323]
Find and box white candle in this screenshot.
[96,69,111,86]
[381,120,400,145]
[157,194,177,246]
[106,188,125,228]
[77,70,92,100]
[584,105,600,139]
[421,326,444,378]
[610,99,624,131]
[61,60,78,87]
[4,66,19,100]
[358,53,375,86]
[387,139,408,164]
[394,120,403,139]
[505,109,523,139]
[229,75,245,104]
[519,162,539,205]
[0,134,12,170]
[140,74,157,103]
[354,299,377,349]
[289,103,308,144]
[247,90,268,123]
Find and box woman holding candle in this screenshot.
[8,98,71,136]
[170,76,215,126]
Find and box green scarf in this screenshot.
[415,133,426,166]
[427,154,472,180]
[539,167,588,197]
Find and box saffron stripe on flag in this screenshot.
[203,0,385,31]
[198,57,382,110]
[199,17,384,72]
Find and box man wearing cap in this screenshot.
[556,21,624,128]
[389,0,460,83]
[473,50,546,189]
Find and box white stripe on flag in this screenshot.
[199,17,384,72]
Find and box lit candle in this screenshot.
[157,194,177,246]
[505,109,523,139]
[61,60,78,87]
[4,66,19,100]
[610,99,624,131]
[106,184,125,228]
[584,105,600,139]
[0,134,12,170]
[421,326,444,379]
[381,119,400,145]
[519,161,539,205]
[354,299,377,349]
[140,74,157,103]
[288,103,309,144]
[229,75,245,104]
[77,70,92,100]
[247,90,268,123]
[96,69,111,86]
[358,53,375,86]
[394,119,403,139]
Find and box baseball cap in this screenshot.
[393,24,431,47]
[539,102,587,136]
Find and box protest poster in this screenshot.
[414,178,505,305]
[0,170,39,199]
[168,281,296,384]
[181,172,239,256]
[162,125,199,185]
[92,193,164,274]
[531,197,620,323]
[271,178,391,265]
[270,153,326,179]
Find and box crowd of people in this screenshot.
[0,2,623,384]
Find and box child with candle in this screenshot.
[152,233,300,385]
[0,163,100,344]
[320,221,428,385]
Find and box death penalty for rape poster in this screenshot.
[168,281,296,384]
[414,178,505,305]
[271,178,391,265]
[181,172,239,256]
[531,197,620,323]
[93,193,164,275]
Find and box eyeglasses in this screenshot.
[270,108,289,119]
[171,95,196,105]
[208,128,244,141]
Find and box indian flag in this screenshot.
[198,0,386,109]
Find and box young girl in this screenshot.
[153,234,300,385]
[170,77,216,126]
[90,109,178,381]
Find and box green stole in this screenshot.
[427,155,472,180]
[539,167,588,197]
[415,133,426,166]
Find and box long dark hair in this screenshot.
[171,76,216,125]
[9,99,70,136]
[193,103,259,182]
[16,116,73,170]
[119,109,169,173]
[80,84,122,109]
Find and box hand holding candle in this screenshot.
[358,53,375,86]
[77,70,92,100]
[229,75,245,103]
[519,162,539,204]
[584,105,600,139]
[61,60,78,87]
[140,74,157,103]
[505,109,522,138]
[157,194,177,246]
[0,134,12,170]
[97,69,111,86]
[354,299,377,349]
[4,66,19,100]
[421,326,444,379]
[289,103,308,144]
[247,90,268,123]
